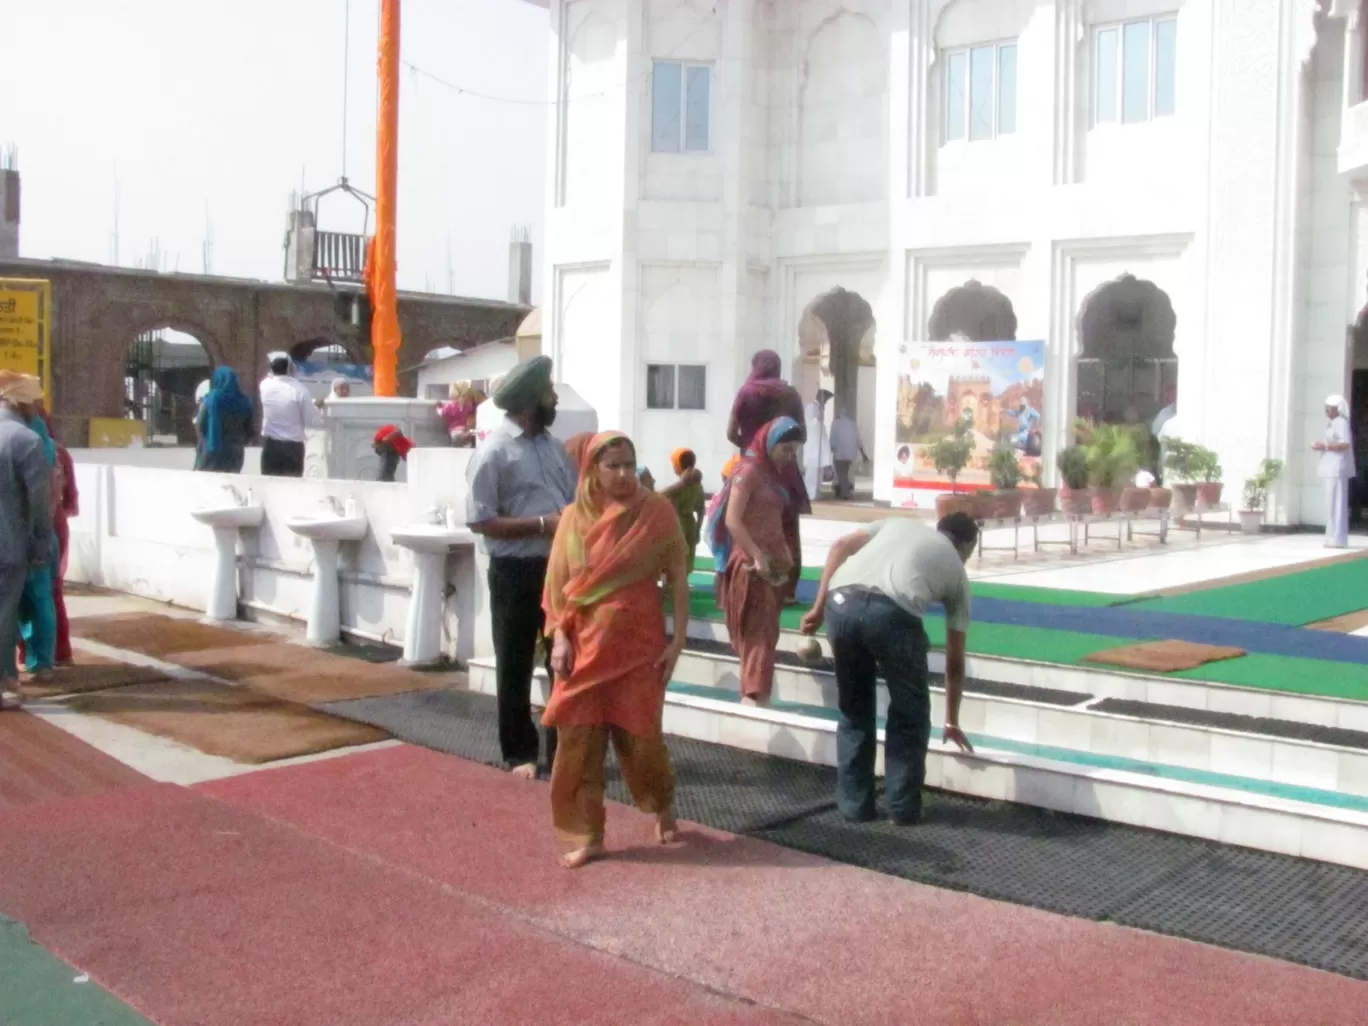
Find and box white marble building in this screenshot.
[536,0,1368,523]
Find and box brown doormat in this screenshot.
[71,613,275,659]
[176,642,452,704]
[1082,639,1247,673]
[1305,609,1368,633]
[66,679,387,764]
[23,651,169,700]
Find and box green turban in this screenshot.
[493,355,554,413]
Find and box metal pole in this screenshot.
[372,0,402,397]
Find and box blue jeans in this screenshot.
[826,588,931,824]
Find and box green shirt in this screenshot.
[829,519,972,632]
[668,480,705,547]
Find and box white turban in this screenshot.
[1326,395,1348,417]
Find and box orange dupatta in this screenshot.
[541,432,685,734]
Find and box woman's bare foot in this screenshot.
[655,810,679,844]
[510,762,538,780]
[560,842,605,869]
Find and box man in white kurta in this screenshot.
[1315,394,1354,548]
[803,390,832,499]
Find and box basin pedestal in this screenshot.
[402,550,447,667]
[207,527,243,621]
[390,525,477,668]
[305,539,344,647]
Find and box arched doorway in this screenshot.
[1075,274,1176,426]
[798,287,876,458]
[123,327,212,445]
[928,280,1018,342]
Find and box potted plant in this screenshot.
[1057,445,1090,514]
[1084,424,1139,514]
[1163,438,1201,513]
[1193,446,1224,507]
[1239,457,1283,534]
[930,417,976,519]
[987,439,1023,518]
[1021,465,1058,517]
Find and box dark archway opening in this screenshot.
[124,328,212,445]
[928,280,1018,342]
[1075,273,1176,427]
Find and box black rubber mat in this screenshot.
[753,790,1200,920]
[1108,847,1368,979]
[321,688,837,834]
[685,636,1090,707]
[1093,697,1368,751]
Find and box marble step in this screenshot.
[464,659,1368,870]
[685,616,1368,734]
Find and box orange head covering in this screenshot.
[373,424,414,458]
[722,454,742,481]
[564,431,596,472]
[670,448,695,476]
[0,371,43,405]
[542,431,683,634]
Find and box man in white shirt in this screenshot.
[258,354,321,477]
[827,408,866,500]
[1315,394,1354,548]
[800,514,977,825]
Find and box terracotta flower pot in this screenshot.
[935,493,976,519]
[1148,487,1173,510]
[993,489,1022,519]
[1059,486,1086,515]
[971,492,999,520]
[1021,488,1057,517]
[1197,482,1224,507]
[1089,486,1120,515]
[1172,483,1199,513]
[1120,486,1151,512]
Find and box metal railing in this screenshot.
[312,230,370,283]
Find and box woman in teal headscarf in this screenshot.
[195,367,254,473]
[17,414,59,679]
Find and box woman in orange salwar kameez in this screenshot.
[542,431,692,869]
[706,417,802,706]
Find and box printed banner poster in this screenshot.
[891,340,1045,494]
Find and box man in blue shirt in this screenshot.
[466,356,577,778]
[1006,400,1040,453]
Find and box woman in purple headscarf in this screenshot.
[726,350,808,603]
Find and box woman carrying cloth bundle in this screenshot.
[542,431,691,868]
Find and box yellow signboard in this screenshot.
[0,278,51,405]
[88,417,148,449]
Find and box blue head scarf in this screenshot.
[202,367,253,454]
[27,413,57,468]
[703,416,801,572]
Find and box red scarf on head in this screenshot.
[374,425,414,458]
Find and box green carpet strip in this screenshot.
[0,915,154,1026]
[1129,556,1368,626]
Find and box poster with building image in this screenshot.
[890,339,1045,505]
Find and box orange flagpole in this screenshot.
[372,0,401,396]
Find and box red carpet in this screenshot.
[0,711,148,808]
[0,782,801,1025]
[200,745,1368,1026]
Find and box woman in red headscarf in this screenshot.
[727,351,807,602]
[373,425,413,482]
[542,431,690,868]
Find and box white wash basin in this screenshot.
[391,524,477,668]
[390,525,477,555]
[191,504,266,529]
[285,514,369,543]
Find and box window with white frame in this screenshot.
[646,364,707,410]
[943,40,1017,143]
[651,61,711,153]
[1094,16,1177,125]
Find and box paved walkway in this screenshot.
[1,739,1365,1025]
